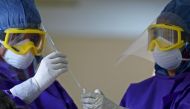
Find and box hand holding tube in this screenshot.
[81,89,128,109]
[10,51,68,103]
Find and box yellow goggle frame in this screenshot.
[148,24,185,51]
[2,28,46,55]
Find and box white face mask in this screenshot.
[3,50,34,69]
[152,48,182,70]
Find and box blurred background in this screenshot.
[36,0,170,108]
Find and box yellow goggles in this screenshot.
[148,24,185,51]
[1,28,46,55]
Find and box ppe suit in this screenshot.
[81,0,190,109]
[0,0,77,109]
[121,0,190,108]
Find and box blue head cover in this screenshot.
[157,0,190,33]
[155,0,190,75]
[0,0,41,31]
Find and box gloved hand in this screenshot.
[10,51,68,104]
[33,51,68,91]
[81,89,127,109]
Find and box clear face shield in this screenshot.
[117,16,190,72]
[41,26,84,91]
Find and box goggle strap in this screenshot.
[182,32,190,42]
[0,31,5,41]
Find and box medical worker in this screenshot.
[81,0,190,109]
[0,0,77,109]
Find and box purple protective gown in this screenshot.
[0,60,77,109]
[120,72,190,109]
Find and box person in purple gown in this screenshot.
[0,0,78,109]
[81,0,190,109]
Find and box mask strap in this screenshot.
[181,58,190,61]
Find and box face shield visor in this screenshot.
[117,16,190,71]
